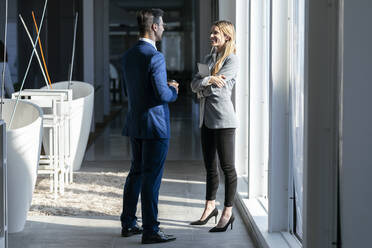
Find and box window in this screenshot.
[235,0,304,247]
[248,0,270,204]
[288,0,305,240]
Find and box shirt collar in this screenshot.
[139,37,157,50]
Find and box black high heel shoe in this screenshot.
[190,208,218,225]
[209,213,235,232]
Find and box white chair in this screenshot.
[41,81,94,172]
[12,89,72,198]
[37,89,73,184]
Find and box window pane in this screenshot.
[289,0,305,240]
[249,0,270,202]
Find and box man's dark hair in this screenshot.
[137,8,164,36]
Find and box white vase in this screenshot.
[41,81,94,171]
[2,99,43,233]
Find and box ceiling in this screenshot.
[110,0,185,10]
[110,0,186,26]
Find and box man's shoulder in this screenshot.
[132,42,160,56]
[152,50,164,58]
[149,51,165,68]
[122,44,155,60]
[121,46,135,60]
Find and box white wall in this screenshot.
[219,0,236,24]
[0,121,7,248]
[102,0,110,117]
[94,0,110,123]
[341,1,372,247]
[84,0,110,129]
[268,0,289,232]
[83,0,94,86]
[196,0,212,62]
[249,0,269,198]
[233,0,249,178]
[83,0,95,131]
[303,0,339,246]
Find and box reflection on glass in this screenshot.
[289,0,305,240]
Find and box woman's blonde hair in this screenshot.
[211,20,236,76]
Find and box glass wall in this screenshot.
[248,0,270,203]
[235,0,305,246]
[289,0,305,240]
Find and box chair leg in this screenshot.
[54,125,59,197]
[54,170,58,199]
[49,172,53,192]
[49,128,54,193]
[59,170,64,195]
[70,165,73,183]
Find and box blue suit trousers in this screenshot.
[120,137,169,235]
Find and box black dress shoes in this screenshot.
[190,208,218,225]
[142,230,176,244]
[121,224,143,237]
[209,214,235,232]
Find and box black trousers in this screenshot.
[201,124,237,207]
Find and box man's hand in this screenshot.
[168,80,179,94]
[208,75,226,88]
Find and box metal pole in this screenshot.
[0,120,8,248]
[32,11,52,88]
[19,14,49,88]
[68,12,78,89]
[1,0,8,120]
[9,0,48,128]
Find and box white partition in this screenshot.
[42,81,94,171]
[2,99,43,233]
[0,120,8,248]
[341,1,372,247]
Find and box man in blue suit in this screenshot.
[120,9,178,244]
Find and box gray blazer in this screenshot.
[191,52,238,129]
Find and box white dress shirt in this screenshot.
[139,37,157,50]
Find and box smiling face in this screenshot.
[210,25,228,52]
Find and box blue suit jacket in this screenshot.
[121,41,178,139]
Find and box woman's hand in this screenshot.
[208,75,226,88]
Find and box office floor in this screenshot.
[9,95,256,248]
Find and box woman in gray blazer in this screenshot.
[190,20,238,232]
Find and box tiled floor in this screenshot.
[85,95,203,162]
[8,95,256,248]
